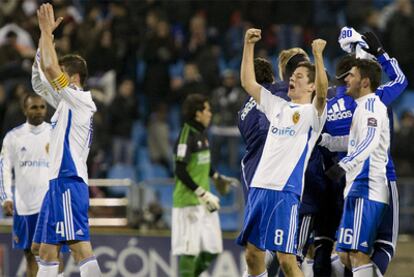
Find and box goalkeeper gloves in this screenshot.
[212,173,240,196]
[361,31,385,57]
[325,163,346,182]
[194,187,220,212]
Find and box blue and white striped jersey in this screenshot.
[339,94,390,203]
[0,123,50,215]
[323,53,407,181]
[249,87,326,196]
[31,52,96,184]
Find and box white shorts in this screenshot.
[171,205,223,256]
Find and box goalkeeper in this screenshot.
[172,93,239,277]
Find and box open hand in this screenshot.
[37,3,63,34]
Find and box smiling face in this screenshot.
[287,66,315,102]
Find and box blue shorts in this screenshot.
[13,212,39,250]
[374,180,398,257]
[236,188,299,254]
[33,190,70,252]
[336,197,386,254]
[42,177,90,244]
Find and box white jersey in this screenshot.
[31,52,96,184]
[338,94,390,203]
[250,87,327,196]
[0,122,50,215]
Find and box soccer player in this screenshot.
[31,3,101,276]
[172,93,238,277]
[0,94,50,277]
[236,28,328,277]
[239,52,309,277]
[319,31,407,277]
[324,58,391,277]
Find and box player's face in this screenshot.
[24,97,47,126]
[288,66,314,101]
[196,102,212,128]
[344,66,362,98]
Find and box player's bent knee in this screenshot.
[349,251,371,267]
[39,244,60,262]
[69,241,94,263]
[338,252,349,267]
[31,242,40,256]
[277,252,297,272]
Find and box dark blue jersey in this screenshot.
[238,81,289,193]
[323,53,407,181]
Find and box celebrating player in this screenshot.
[31,3,101,276]
[236,28,328,277]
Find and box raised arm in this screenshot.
[37,3,64,85]
[312,39,328,116]
[240,28,263,103]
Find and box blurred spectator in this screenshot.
[211,69,246,169]
[147,102,172,174]
[109,79,139,165]
[0,23,35,58]
[185,13,221,89]
[143,19,177,107]
[384,0,414,89]
[1,83,28,139]
[393,110,414,177]
[174,62,209,103]
[87,30,117,75]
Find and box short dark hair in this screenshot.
[353,59,382,91]
[22,93,43,109]
[335,54,356,84]
[182,94,209,121]
[254,58,274,84]
[296,61,315,84]
[59,54,88,86]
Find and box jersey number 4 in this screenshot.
[56,221,65,238]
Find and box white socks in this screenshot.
[353,263,374,277]
[79,256,102,277]
[242,270,268,277]
[301,257,314,277]
[331,254,345,277]
[36,260,59,277]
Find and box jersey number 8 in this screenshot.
[274,229,284,246]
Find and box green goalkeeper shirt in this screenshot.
[173,121,211,207]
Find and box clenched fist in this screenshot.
[244,28,261,44]
[312,39,327,55]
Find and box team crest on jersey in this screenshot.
[292,111,300,124]
[197,141,202,148]
[20,146,27,152]
[13,235,19,243]
[368,117,377,127]
[45,143,49,154]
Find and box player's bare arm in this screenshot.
[240,28,262,103]
[37,3,63,83]
[312,39,328,115]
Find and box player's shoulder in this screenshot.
[7,123,26,137]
